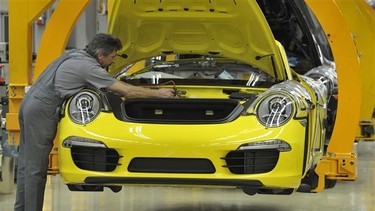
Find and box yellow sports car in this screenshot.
[58,0,337,195]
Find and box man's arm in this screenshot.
[107,80,174,98]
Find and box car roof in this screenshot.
[107,0,286,80]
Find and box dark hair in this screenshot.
[84,33,123,57]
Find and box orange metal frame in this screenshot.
[7,0,91,173]
[305,0,374,192]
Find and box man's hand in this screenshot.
[156,88,175,98]
[108,81,176,99]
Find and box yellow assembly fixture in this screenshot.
[306,0,374,192]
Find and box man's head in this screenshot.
[85,33,123,68]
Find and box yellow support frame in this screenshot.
[323,0,375,142]
[341,0,375,141]
[7,0,91,145]
[305,0,367,192]
[34,0,92,79]
[6,0,55,145]
[7,0,91,173]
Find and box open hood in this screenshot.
[107,0,286,80]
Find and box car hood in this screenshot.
[107,0,286,80]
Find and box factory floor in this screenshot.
[0,141,374,211]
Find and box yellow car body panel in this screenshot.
[107,0,287,80]
[57,0,329,194]
[58,107,307,189]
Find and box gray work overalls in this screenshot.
[14,51,76,211]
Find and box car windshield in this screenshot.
[119,55,276,87]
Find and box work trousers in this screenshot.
[14,85,62,211]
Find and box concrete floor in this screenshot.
[0,141,374,211]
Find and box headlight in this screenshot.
[68,90,101,125]
[256,94,294,127]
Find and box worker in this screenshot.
[14,33,174,211]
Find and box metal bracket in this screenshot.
[312,151,357,192]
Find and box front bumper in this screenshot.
[58,112,308,189]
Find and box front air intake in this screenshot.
[71,147,122,172]
[223,149,279,174]
[128,158,215,173]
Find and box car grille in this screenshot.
[223,149,279,174]
[71,147,122,172]
[128,158,216,173]
[121,98,243,124]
